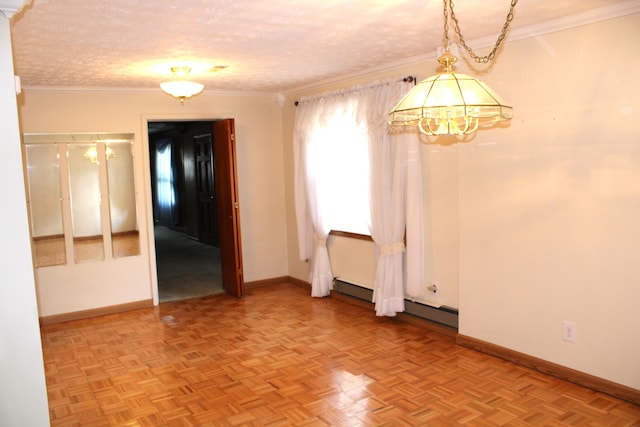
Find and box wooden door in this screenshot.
[194,132,218,246]
[213,119,244,297]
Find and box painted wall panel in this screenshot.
[457,15,640,389]
[19,91,288,315]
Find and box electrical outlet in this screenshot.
[427,281,439,296]
[563,321,576,343]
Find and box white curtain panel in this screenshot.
[293,79,425,307]
[293,97,340,296]
[404,133,425,300]
[365,81,424,316]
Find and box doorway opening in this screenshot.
[148,121,223,302]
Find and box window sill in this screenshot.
[329,230,373,242]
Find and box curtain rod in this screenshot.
[294,76,416,106]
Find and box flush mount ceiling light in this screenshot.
[160,66,204,104]
[389,0,518,136]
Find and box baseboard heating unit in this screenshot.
[333,278,459,330]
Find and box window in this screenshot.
[304,104,370,236]
[294,78,420,302]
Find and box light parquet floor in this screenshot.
[41,284,640,426]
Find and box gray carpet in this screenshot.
[154,226,224,302]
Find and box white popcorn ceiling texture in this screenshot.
[8,0,635,94]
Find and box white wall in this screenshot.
[19,91,289,315]
[0,16,50,426]
[282,13,640,390]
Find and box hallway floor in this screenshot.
[154,225,224,303]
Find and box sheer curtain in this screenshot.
[293,78,424,311]
[365,81,424,316]
[294,95,367,296]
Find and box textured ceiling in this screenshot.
[8,0,640,94]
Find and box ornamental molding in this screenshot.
[0,0,31,19]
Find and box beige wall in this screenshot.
[0,16,50,426]
[457,14,640,390]
[19,90,288,315]
[281,13,640,390]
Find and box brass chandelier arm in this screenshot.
[449,0,518,64]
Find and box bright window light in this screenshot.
[306,110,370,235]
[156,144,175,210]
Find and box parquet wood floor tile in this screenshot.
[41,284,640,426]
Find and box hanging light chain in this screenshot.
[442,0,450,50]
[449,0,518,64]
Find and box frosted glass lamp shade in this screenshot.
[389,71,512,136]
[160,80,204,100]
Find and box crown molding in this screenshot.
[20,85,275,98]
[284,0,640,96]
[473,0,640,49]
[0,0,30,18]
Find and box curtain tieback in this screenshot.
[315,238,327,247]
[379,241,405,256]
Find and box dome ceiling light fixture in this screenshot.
[160,66,204,104]
[389,0,518,137]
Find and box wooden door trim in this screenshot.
[213,119,245,298]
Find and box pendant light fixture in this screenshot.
[160,66,204,104]
[389,0,518,136]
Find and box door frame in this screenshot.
[141,113,239,305]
